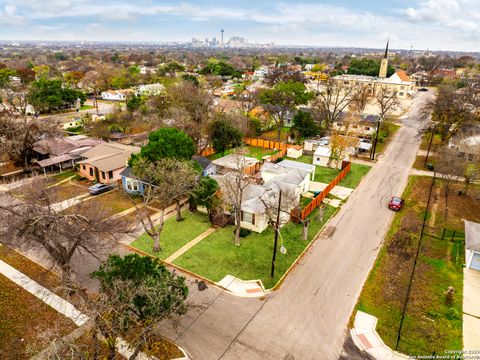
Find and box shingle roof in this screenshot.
[78,143,140,172]
[192,155,212,170]
[212,154,259,170]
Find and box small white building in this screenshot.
[465,220,480,271]
[135,83,165,96]
[313,146,347,170]
[261,161,311,194]
[101,89,134,101]
[304,137,329,153]
[287,145,303,159]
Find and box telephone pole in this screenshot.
[270,190,282,278]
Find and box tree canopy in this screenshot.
[130,127,195,165]
[293,110,319,138]
[347,58,395,77]
[27,78,86,113]
[209,117,243,155]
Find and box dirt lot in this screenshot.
[0,245,76,359]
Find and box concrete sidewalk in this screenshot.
[351,311,409,360]
[0,260,89,326]
[165,227,217,263]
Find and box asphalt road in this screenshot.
[157,91,434,360]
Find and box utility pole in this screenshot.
[370,117,382,160]
[395,172,436,351]
[270,190,282,278]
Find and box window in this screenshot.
[399,92,404,96]
[241,211,255,225]
[365,127,371,131]
[101,171,106,179]
[316,157,320,162]
[89,167,93,176]
[108,171,113,179]
[400,86,405,90]
[82,165,86,170]
[126,179,139,192]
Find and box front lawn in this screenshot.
[353,176,465,355]
[63,189,136,218]
[296,155,371,188]
[131,210,212,260]
[373,122,401,155]
[173,205,337,289]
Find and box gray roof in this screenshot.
[211,154,259,170]
[78,143,140,172]
[465,220,480,252]
[276,159,316,173]
[35,154,73,168]
[33,136,103,157]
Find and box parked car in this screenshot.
[388,196,404,211]
[88,183,114,195]
[418,88,429,92]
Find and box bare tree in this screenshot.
[0,179,129,286]
[0,111,60,167]
[375,86,400,119]
[167,81,214,152]
[216,148,256,246]
[329,131,358,168]
[350,85,372,113]
[131,157,198,253]
[434,146,467,224]
[312,78,356,130]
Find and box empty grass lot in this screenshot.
[173,205,337,289]
[353,176,468,355]
[130,210,212,260]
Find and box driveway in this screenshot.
[156,92,434,360]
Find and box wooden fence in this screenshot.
[243,137,287,151]
[299,161,351,220]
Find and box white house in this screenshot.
[101,89,134,101]
[261,161,311,194]
[313,146,347,170]
[135,83,165,96]
[448,134,480,162]
[465,220,480,271]
[304,137,329,153]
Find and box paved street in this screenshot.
[157,91,434,360]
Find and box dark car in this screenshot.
[418,87,429,92]
[88,183,114,195]
[388,196,404,211]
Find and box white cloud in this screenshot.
[1,0,479,51]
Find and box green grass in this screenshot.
[295,155,371,188]
[339,163,371,188]
[208,146,278,161]
[131,210,212,260]
[353,176,464,355]
[173,205,337,289]
[80,105,94,110]
[51,170,76,181]
[374,122,401,154]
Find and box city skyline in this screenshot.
[0,0,479,52]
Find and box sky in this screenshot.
[0,0,479,52]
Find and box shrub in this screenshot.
[233,228,251,237]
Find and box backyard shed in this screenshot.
[287,146,303,159]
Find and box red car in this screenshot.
[388,196,404,211]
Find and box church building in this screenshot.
[333,40,416,99]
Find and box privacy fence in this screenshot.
[299,161,351,220]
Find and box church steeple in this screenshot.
[379,38,389,78]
